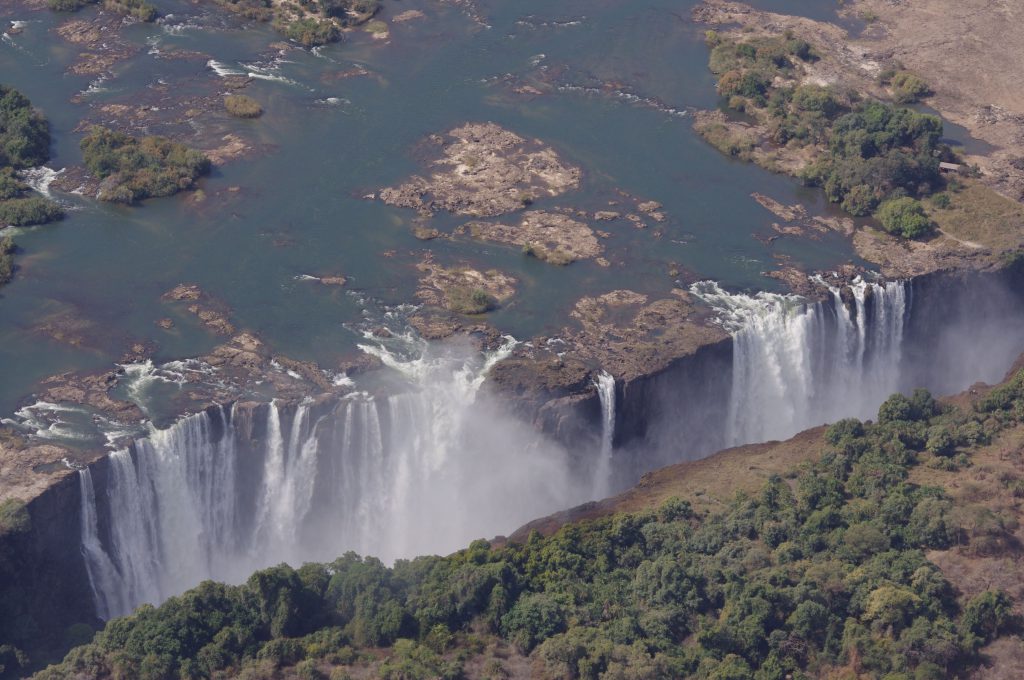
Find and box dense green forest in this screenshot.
[80,127,211,204]
[701,32,962,239]
[27,369,1024,680]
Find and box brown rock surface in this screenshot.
[378,123,581,217]
[415,258,517,312]
[458,211,601,264]
[562,289,729,381]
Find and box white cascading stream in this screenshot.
[78,468,129,621]
[78,339,591,619]
[592,371,616,498]
[692,278,908,446]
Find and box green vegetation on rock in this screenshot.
[277,17,341,48]
[80,126,211,204]
[46,0,97,13]
[224,94,263,119]
[34,369,1024,680]
[46,0,156,20]
[103,0,157,21]
[701,34,956,236]
[213,0,379,46]
[446,287,496,315]
[0,86,62,283]
[0,499,30,536]
[0,195,63,228]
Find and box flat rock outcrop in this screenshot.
[564,289,729,381]
[457,210,602,264]
[415,257,517,313]
[378,123,581,217]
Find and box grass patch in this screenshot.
[695,121,756,160]
[446,286,496,314]
[927,180,1024,252]
[523,242,576,266]
[224,94,263,119]
[364,19,388,35]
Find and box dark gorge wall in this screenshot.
[901,259,1024,395]
[0,474,97,676]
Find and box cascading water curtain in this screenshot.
[78,342,592,619]
[691,279,908,446]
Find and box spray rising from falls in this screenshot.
[692,279,909,446]
[79,338,595,619]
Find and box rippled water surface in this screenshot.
[0,0,915,412]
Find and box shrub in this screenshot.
[225,95,263,118]
[104,0,157,20]
[890,71,931,104]
[446,287,496,315]
[47,0,96,11]
[959,591,1014,646]
[279,18,340,47]
[841,184,878,216]
[931,192,951,209]
[80,126,210,203]
[0,168,62,230]
[0,196,63,226]
[501,593,565,653]
[875,197,933,239]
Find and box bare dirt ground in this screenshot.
[693,0,1024,276]
[850,0,1024,201]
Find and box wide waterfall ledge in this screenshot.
[71,269,1024,620]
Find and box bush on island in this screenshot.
[875,197,934,239]
[80,126,210,204]
[224,95,263,118]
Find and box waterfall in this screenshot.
[592,371,616,497]
[692,278,909,446]
[79,341,592,619]
[79,468,128,621]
